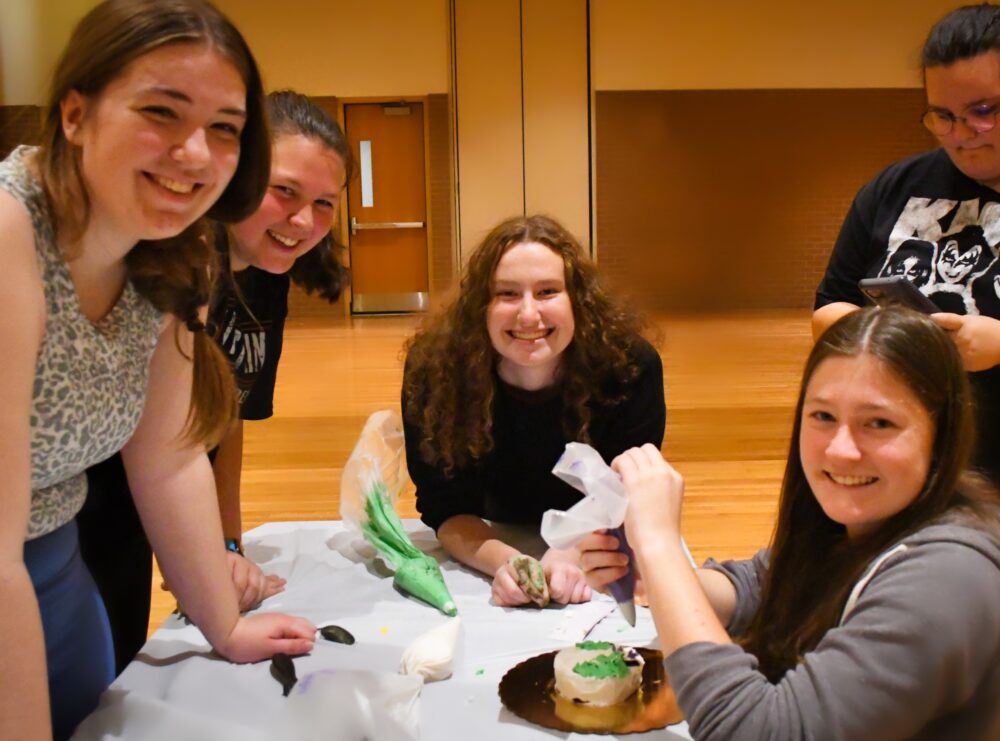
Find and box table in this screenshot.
[72,520,692,740]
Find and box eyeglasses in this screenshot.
[922,100,1000,136]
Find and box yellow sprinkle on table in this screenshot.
[380,627,389,636]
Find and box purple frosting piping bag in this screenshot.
[607,524,636,626]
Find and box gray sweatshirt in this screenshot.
[665,521,1000,740]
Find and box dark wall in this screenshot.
[595,89,937,311]
[0,105,42,158]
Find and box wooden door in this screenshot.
[344,102,429,313]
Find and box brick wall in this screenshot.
[595,89,935,310]
[427,93,455,295]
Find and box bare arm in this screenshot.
[811,302,859,341]
[438,514,590,605]
[579,530,738,627]
[437,515,535,606]
[437,514,520,576]
[0,191,52,741]
[613,446,732,655]
[121,318,314,661]
[213,419,286,610]
[213,418,243,541]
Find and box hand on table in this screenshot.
[931,312,1000,371]
[490,551,590,606]
[541,548,591,604]
[228,552,285,612]
[215,613,316,664]
[491,559,534,606]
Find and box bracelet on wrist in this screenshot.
[224,537,243,556]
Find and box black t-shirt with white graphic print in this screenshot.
[817,147,1000,484]
[210,265,289,421]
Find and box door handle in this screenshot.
[350,217,425,236]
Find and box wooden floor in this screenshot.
[149,309,816,633]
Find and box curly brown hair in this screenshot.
[403,214,650,476]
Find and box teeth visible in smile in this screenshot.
[153,175,195,194]
[268,230,299,247]
[512,330,548,340]
[827,473,877,486]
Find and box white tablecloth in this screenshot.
[72,520,692,740]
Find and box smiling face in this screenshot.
[229,133,346,274]
[61,43,247,245]
[487,241,575,390]
[799,354,935,538]
[938,239,982,282]
[925,50,1000,188]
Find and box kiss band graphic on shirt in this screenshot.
[882,196,1000,316]
[215,309,267,404]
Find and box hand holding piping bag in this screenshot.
[542,443,636,624]
[542,443,693,625]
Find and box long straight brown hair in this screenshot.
[741,306,1000,680]
[36,0,270,447]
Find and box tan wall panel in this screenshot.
[2,1,448,103]
[592,0,962,90]
[454,0,524,262]
[215,0,450,96]
[427,93,456,294]
[522,0,590,250]
[1,0,100,105]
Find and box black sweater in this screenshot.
[403,340,666,532]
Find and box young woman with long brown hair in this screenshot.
[403,214,666,607]
[79,89,352,674]
[0,2,314,738]
[582,307,1000,738]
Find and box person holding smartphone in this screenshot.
[814,4,1000,485]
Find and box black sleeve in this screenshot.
[815,178,881,310]
[402,362,485,532]
[594,339,666,461]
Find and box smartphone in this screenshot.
[858,277,939,314]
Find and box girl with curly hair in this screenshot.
[402,214,665,607]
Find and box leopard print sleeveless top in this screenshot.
[0,146,162,540]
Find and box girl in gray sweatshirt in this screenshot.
[581,306,1000,739]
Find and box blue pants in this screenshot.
[25,520,115,741]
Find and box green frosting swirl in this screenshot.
[575,641,612,650]
[572,651,629,679]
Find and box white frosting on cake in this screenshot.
[553,643,644,706]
